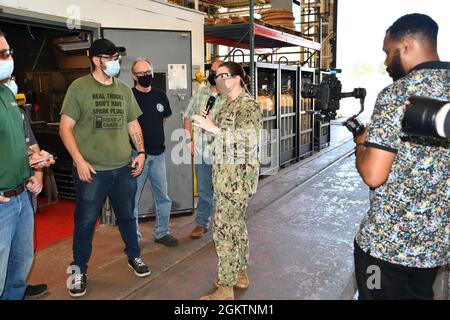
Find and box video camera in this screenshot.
[301,71,450,139]
[301,71,367,137]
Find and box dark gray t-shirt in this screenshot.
[18,107,37,147]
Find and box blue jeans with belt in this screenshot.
[0,190,34,300]
[72,165,140,274]
[132,150,172,240]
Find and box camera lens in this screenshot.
[403,96,450,138]
[435,102,450,138]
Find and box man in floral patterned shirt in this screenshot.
[353,13,449,300]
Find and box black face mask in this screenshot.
[387,50,406,82]
[137,74,153,88]
[208,72,216,86]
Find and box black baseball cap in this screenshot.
[88,38,126,57]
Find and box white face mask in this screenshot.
[0,59,14,81]
[102,59,121,77]
[4,79,18,96]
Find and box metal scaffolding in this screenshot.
[300,0,337,69]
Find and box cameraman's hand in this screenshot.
[354,125,369,145]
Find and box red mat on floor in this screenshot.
[34,199,76,251]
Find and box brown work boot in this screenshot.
[190,225,207,239]
[200,285,234,300]
[213,270,249,290]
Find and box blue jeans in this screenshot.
[72,166,140,274]
[195,160,214,229]
[133,151,172,240]
[0,190,34,300]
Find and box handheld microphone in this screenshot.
[203,95,216,118]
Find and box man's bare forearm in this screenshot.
[183,119,192,140]
[131,132,144,152]
[128,121,145,152]
[60,126,85,164]
[355,144,367,177]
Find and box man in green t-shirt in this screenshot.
[60,39,151,298]
[0,31,54,300]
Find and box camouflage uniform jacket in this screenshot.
[212,91,262,197]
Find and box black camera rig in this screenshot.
[301,72,367,137]
[301,71,450,139]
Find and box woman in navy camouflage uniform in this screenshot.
[192,62,262,300]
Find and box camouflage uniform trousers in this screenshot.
[213,191,251,287]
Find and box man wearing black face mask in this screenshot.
[131,58,177,247]
[183,60,224,239]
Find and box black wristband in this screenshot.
[138,151,147,159]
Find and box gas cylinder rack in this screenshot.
[279,64,298,166]
[299,67,316,159]
[204,2,320,175]
[250,62,280,175]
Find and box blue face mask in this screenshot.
[4,79,18,96]
[0,59,14,81]
[103,59,120,77]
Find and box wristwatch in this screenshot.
[138,151,147,159]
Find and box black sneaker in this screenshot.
[69,273,87,298]
[128,257,151,277]
[155,234,179,247]
[24,284,49,299]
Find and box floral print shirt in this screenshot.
[356,61,450,268]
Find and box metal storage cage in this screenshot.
[298,67,316,159]
[253,62,280,176]
[279,64,298,166]
[314,70,331,150]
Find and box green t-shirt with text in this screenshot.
[61,75,142,171]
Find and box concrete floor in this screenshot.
[27,123,448,300]
[124,154,366,300]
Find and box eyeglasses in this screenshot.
[97,53,121,61]
[0,48,13,59]
[214,72,234,81]
[134,70,153,77]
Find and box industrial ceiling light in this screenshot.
[53,32,91,52]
